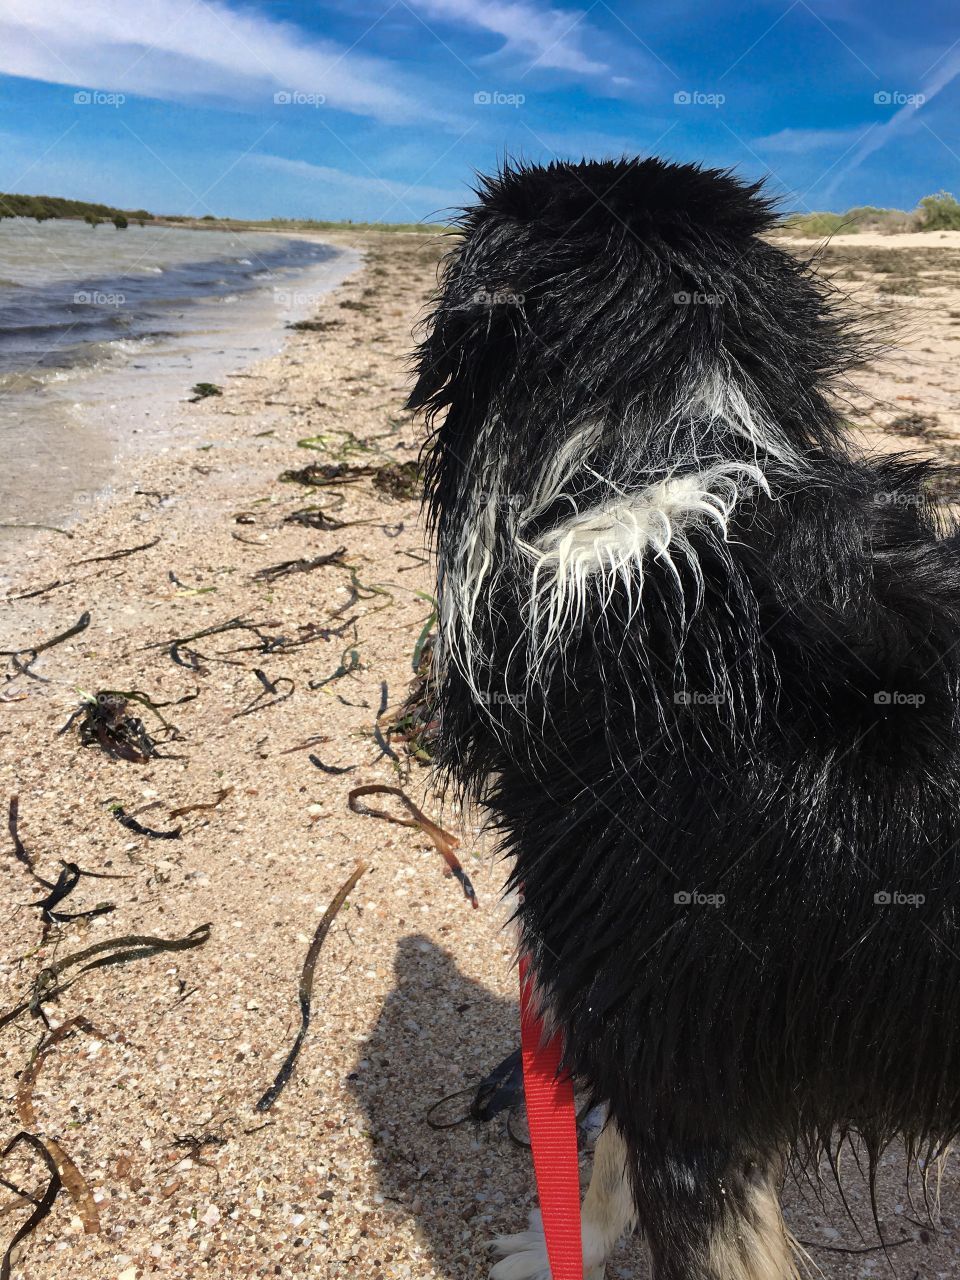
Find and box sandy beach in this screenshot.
[4,229,960,1280]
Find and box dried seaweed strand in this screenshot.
[0,1134,60,1280]
[347,784,477,908]
[69,536,160,566]
[256,862,367,1111]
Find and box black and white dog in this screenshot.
[408,157,960,1280]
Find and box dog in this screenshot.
[407,157,960,1280]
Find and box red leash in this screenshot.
[519,954,584,1280]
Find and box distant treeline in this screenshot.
[782,191,960,237]
[0,193,154,228]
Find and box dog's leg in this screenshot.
[491,1121,635,1280]
[637,1147,796,1280]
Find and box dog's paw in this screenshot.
[490,1211,605,1280]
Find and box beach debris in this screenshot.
[286,318,343,332]
[251,547,347,583]
[109,804,182,840]
[1,1133,62,1280]
[2,611,91,682]
[255,862,368,1112]
[168,787,233,820]
[373,681,399,762]
[59,689,187,763]
[309,644,361,689]
[69,535,161,566]
[347,784,477,908]
[0,522,73,538]
[308,753,355,776]
[0,923,212,1032]
[372,460,420,500]
[7,578,76,602]
[14,1017,115,1238]
[279,461,369,488]
[383,634,437,768]
[8,795,35,876]
[278,458,421,500]
[188,382,223,402]
[30,862,121,932]
[233,668,294,718]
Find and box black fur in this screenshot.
[409,156,960,1276]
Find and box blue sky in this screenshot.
[0,0,958,221]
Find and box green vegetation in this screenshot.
[781,192,960,237]
[0,192,153,225]
[917,191,960,230]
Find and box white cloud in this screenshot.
[751,126,865,154]
[406,0,609,77]
[0,0,426,122]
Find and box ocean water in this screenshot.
[0,219,358,554]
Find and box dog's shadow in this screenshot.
[347,935,534,1278]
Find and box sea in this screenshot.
[0,218,359,554]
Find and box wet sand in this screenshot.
[3,229,960,1279]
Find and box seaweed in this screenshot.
[252,547,348,582]
[0,924,212,1031]
[2,611,91,682]
[347,784,477,907]
[255,863,367,1111]
[69,536,160,566]
[189,382,222,401]
[308,753,355,776]
[168,787,232,820]
[233,669,295,717]
[59,689,185,763]
[110,805,182,840]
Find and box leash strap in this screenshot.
[519,954,584,1280]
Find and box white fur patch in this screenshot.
[520,462,767,661]
[491,1209,608,1280]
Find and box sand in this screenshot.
[2,231,960,1280]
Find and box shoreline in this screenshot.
[0,228,362,564]
[3,231,960,1279]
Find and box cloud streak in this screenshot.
[0,0,427,123]
[405,0,609,77]
[821,49,960,201]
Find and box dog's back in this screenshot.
[410,158,960,1280]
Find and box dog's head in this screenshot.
[409,159,861,759]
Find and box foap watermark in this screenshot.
[874,890,925,907]
[874,690,925,708]
[674,690,726,706]
[74,90,125,108]
[74,290,125,308]
[674,290,720,306]
[473,287,525,307]
[874,90,925,107]
[274,288,325,309]
[274,90,326,108]
[674,90,725,107]
[874,491,923,507]
[675,890,726,907]
[479,690,526,709]
[473,90,525,108]
[473,491,524,512]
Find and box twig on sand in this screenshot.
[255,862,368,1112]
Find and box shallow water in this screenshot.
[0,219,358,552]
